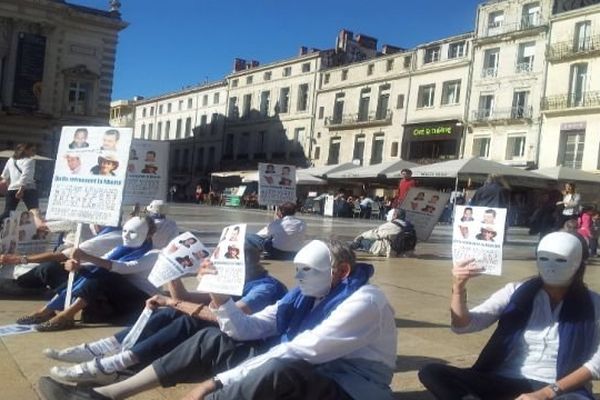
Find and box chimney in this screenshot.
[299,46,308,56]
[356,34,377,50]
[233,58,247,72]
[382,44,403,55]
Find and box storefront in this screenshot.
[402,120,463,162]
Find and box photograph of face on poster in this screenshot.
[211,224,246,262]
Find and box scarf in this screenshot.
[275,263,374,343]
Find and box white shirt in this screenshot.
[257,216,306,252]
[61,230,123,259]
[214,284,397,387]
[360,197,374,207]
[562,193,581,216]
[152,217,179,249]
[110,249,160,296]
[454,282,600,383]
[1,158,36,190]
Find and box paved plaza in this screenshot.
[1,204,599,399]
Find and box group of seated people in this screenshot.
[1,199,599,399]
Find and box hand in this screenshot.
[15,188,24,200]
[515,387,554,400]
[0,254,20,265]
[64,259,81,273]
[197,259,217,279]
[181,378,217,400]
[146,294,171,310]
[452,259,483,289]
[71,248,88,261]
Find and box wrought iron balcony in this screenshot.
[515,61,534,74]
[481,67,498,78]
[324,109,393,130]
[471,106,533,122]
[481,15,545,38]
[547,35,600,61]
[542,91,600,111]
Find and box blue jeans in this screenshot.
[246,234,297,261]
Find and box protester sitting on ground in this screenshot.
[143,200,179,249]
[246,201,306,260]
[351,209,415,257]
[419,231,600,399]
[16,216,160,332]
[39,239,397,400]
[43,240,287,385]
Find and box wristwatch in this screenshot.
[20,255,28,265]
[549,383,563,397]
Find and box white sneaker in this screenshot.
[43,344,96,363]
[50,361,119,385]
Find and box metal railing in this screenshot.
[482,15,544,38]
[547,35,600,61]
[472,106,533,121]
[481,67,498,78]
[515,61,534,74]
[324,109,393,128]
[542,91,600,111]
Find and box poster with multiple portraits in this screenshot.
[46,126,132,227]
[258,163,296,206]
[399,188,450,241]
[147,232,210,288]
[123,139,169,205]
[452,205,507,276]
[197,224,246,296]
[0,211,54,255]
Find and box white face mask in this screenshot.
[122,217,149,248]
[536,232,582,287]
[146,200,168,217]
[293,240,332,297]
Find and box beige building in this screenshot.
[109,98,136,128]
[539,2,600,171]
[0,0,127,156]
[466,0,550,168]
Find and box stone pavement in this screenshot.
[0,204,599,399]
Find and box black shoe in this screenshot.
[38,376,111,400]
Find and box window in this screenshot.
[196,148,205,171]
[225,134,234,156]
[158,104,163,114]
[341,69,348,81]
[560,131,585,169]
[324,73,330,84]
[142,108,147,118]
[178,100,183,110]
[477,94,495,119]
[185,117,191,137]
[263,71,272,81]
[283,66,291,77]
[473,137,491,157]
[396,94,405,109]
[294,127,305,144]
[302,63,311,73]
[371,134,385,164]
[403,55,412,69]
[386,59,394,71]
[512,90,530,118]
[297,83,309,112]
[367,63,374,75]
[202,95,208,106]
[167,103,172,113]
[482,48,500,77]
[487,11,504,35]
[314,146,321,160]
[318,106,324,119]
[441,80,461,105]
[376,84,390,120]
[522,2,541,28]
[353,135,365,165]
[228,97,238,118]
[391,142,399,157]
[150,106,155,116]
[231,79,238,88]
[328,137,341,165]
[238,133,250,159]
[176,119,182,138]
[165,121,171,139]
[140,124,146,139]
[260,90,270,116]
[506,135,526,160]
[157,122,163,140]
[417,84,435,108]
[246,76,253,85]
[66,81,92,115]
[200,115,207,126]
[148,123,153,139]
[517,42,535,73]
[424,46,441,64]
[213,92,220,104]
[358,88,371,121]
[574,21,592,52]
[279,87,290,113]
[569,63,588,107]
[448,41,467,59]
[332,93,345,123]
[243,93,252,117]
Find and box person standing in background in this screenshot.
[556,182,581,230]
[393,169,416,208]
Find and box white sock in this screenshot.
[86,337,121,357]
[97,350,138,374]
[94,365,160,400]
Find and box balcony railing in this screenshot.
[547,35,600,61]
[515,61,534,74]
[542,91,600,111]
[481,15,544,38]
[472,106,533,122]
[481,67,498,78]
[324,109,393,129]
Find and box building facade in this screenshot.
[0,0,126,155]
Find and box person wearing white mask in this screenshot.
[17,216,160,332]
[144,199,179,249]
[39,240,397,400]
[419,231,600,399]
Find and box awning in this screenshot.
[211,170,257,180]
[328,159,418,179]
[532,166,600,184]
[0,150,53,160]
[238,170,326,185]
[300,162,361,178]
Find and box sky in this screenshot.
[72,0,482,100]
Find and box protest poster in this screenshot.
[46,126,133,227]
[197,224,246,296]
[0,324,35,337]
[399,188,450,241]
[323,195,335,217]
[452,205,507,276]
[121,307,153,350]
[258,163,296,206]
[0,212,18,254]
[123,139,169,205]
[147,232,210,288]
[14,211,54,254]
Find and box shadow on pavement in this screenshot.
[395,354,448,373]
[395,318,449,329]
[393,390,434,400]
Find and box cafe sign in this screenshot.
[405,121,461,141]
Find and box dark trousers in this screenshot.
[246,234,296,261]
[16,261,68,290]
[207,359,352,400]
[0,189,39,223]
[153,326,269,387]
[114,308,215,366]
[418,364,548,400]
